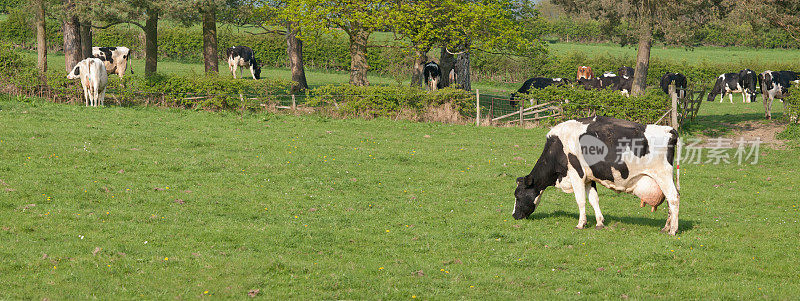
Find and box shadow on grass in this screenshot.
[532,210,696,232]
[681,112,781,137]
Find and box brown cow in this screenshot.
[577,66,594,81]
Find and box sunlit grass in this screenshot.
[1,94,799,298]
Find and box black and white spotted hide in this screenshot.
[509,77,570,107]
[760,70,800,119]
[512,116,681,235]
[423,62,441,91]
[226,46,261,80]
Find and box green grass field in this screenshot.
[20,51,518,92]
[1,93,799,298]
[548,42,800,65]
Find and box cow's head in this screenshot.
[67,64,82,79]
[618,66,634,79]
[513,175,540,220]
[577,66,593,80]
[253,59,262,79]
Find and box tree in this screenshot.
[294,0,392,86]
[248,0,309,92]
[94,0,164,75]
[62,0,82,71]
[551,0,716,96]
[168,0,229,75]
[752,0,800,43]
[33,0,47,80]
[392,0,546,91]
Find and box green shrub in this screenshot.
[0,41,23,73]
[307,85,474,119]
[784,85,800,124]
[521,86,670,124]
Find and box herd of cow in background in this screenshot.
[65,45,262,107]
[435,61,798,120]
[64,45,799,120]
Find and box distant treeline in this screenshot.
[4,7,800,89]
[537,17,800,49]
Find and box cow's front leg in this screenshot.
[654,175,680,235]
[729,93,734,103]
[764,97,773,119]
[586,182,605,229]
[572,178,588,229]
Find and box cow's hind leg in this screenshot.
[571,178,589,229]
[654,175,680,235]
[586,182,605,229]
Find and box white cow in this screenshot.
[512,116,681,235]
[67,58,108,107]
[91,47,132,78]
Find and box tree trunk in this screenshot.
[62,0,81,72]
[286,21,308,93]
[410,48,428,88]
[348,28,370,86]
[439,47,455,88]
[80,21,92,59]
[631,2,653,97]
[454,51,471,91]
[202,5,218,74]
[144,8,159,75]
[34,0,46,81]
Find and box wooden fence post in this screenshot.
[669,84,678,129]
[292,94,297,110]
[475,89,480,126]
[519,100,524,127]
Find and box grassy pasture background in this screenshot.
[1,95,799,299]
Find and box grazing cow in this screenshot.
[660,72,688,98]
[423,61,441,91]
[759,70,800,119]
[512,116,680,235]
[510,77,570,107]
[616,66,635,96]
[739,69,758,103]
[91,47,132,78]
[708,73,747,103]
[577,76,618,91]
[226,46,261,80]
[67,58,108,107]
[577,66,594,81]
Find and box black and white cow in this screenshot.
[708,72,748,103]
[67,58,108,107]
[510,77,570,107]
[759,70,800,119]
[578,76,618,91]
[739,69,758,103]
[91,47,132,78]
[226,46,261,80]
[512,116,681,235]
[616,66,635,96]
[660,72,688,98]
[423,61,441,91]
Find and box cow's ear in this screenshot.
[524,175,533,186]
[516,177,524,185]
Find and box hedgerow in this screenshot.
[520,86,670,124]
[784,86,800,124]
[306,85,474,119]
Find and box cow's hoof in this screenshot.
[575,226,585,230]
[660,227,669,233]
[667,231,677,236]
[595,225,605,230]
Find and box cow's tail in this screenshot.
[129,53,134,75]
[707,77,723,102]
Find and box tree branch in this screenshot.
[92,21,144,30]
